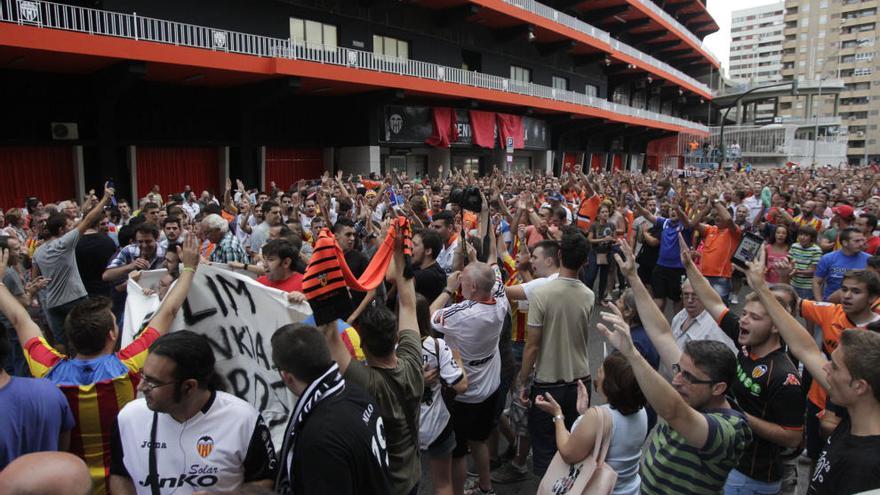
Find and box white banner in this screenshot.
[122,264,311,447]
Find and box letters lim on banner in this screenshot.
[122,264,311,448]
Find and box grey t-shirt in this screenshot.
[344,330,423,495]
[0,270,24,329]
[33,229,87,308]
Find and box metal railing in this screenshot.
[502,0,713,95]
[0,0,708,133]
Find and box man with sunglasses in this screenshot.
[606,240,752,494]
[0,234,201,495]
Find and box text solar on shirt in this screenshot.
[110,391,277,494]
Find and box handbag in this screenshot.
[537,407,618,495]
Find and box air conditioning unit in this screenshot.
[51,122,79,140]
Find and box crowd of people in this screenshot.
[1,162,879,495]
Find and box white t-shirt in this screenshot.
[111,391,277,494]
[436,237,460,274]
[431,265,509,403]
[419,336,464,449]
[516,272,559,313]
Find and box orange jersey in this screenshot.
[800,300,873,408]
[24,327,159,495]
[575,194,602,232]
[500,251,528,343]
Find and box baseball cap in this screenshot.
[547,191,565,202]
[832,205,854,219]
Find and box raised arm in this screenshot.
[740,248,829,389]
[678,233,728,323]
[0,249,41,344]
[147,234,200,335]
[614,239,682,367]
[77,182,114,235]
[395,232,419,333]
[633,201,657,226]
[598,311,711,449]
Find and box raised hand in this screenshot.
[597,310,636,357]
[179,231,200,269]
[576,379,590,415]
[613,238,637,278]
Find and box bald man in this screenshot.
[0,452,92,495]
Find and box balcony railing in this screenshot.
[0,0,709,133]
[501,0,714,95]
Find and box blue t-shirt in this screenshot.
[815,250,870,300]
[0,376,75,468]
[631,324,660,371]
[655,217,692,269]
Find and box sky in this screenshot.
[703,0,783,75]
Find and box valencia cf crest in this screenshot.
[751,365,767,379]
[196,436,214,458]
[318,273,328,287]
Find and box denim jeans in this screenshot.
[528,378,592,477]
[706,276,732,306]
[45,297,86,349]
[723,468,782,495]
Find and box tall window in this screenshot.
[510,65,531,83]
[552,76,568,91]
[585,84,598,97]
[289,18,337,49]
[373,35,409,60]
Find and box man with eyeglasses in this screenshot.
[607,240,752,494]
[0,234,200,495]
[109,331,277,495]
[670,278,737,355]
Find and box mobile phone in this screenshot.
[731,232,764,270]
[107,178,117,206]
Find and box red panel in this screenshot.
[590,153,604,172]
[136,147,218,200]
[0,147,75,209]
[264,148,325,192]
[612,154,623,171]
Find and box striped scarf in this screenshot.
[276,363,346,495]
[302,217,413,325]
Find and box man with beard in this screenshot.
[109,330,277,494]
[430,211,460,274]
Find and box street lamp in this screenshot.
[718,80,799,165]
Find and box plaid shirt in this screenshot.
[106,244,166,270]
[207,231,250,264]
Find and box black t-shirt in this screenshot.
[413,262,446,303]
[345,249,370,309]
[720,310,806,482]
[589,222,615,254]
[808,417,880,495]
[76,233,118,297]
[289,382,391,495]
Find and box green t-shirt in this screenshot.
[344,329,424,495]
[642,409,752,495]
[789,242,823,289]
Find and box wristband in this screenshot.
[443,288,454,296]
[182,267,196,274]
[552,414,564,423]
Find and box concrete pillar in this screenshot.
[534,150,553,175]
[336,146,380,177]
[736,101,744,125]
[127,145,138,201]
[259,146,267,192]
[218,146,230,194]
[73,146,85,201]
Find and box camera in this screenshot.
[449,186,482,213]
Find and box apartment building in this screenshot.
[780,0,879,164]
[730,3,785,84]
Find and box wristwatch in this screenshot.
[442,288,455,296]
[552,414,564,423]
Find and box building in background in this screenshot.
[729,3,785,85]
[0,0,720,207]
[728,2,785,122]
[779,0,878,165]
